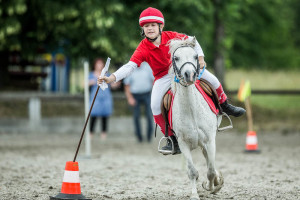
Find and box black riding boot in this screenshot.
[221,100,246,117]
[161,135,181,155]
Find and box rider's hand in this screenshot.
[199,61,206,69]
[198,56,206,69]
[97,74,116,85]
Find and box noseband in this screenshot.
[172,45,200,87]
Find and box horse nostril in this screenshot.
[184,71,190,80]
[190,71,195,82]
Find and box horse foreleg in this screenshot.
[178,138,200,200]
[202,140,217,192]
[202,140,224,194]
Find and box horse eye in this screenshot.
[174,56,179,61]
[194,55,198,60]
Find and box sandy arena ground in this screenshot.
[0,128,299,200]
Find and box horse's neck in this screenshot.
[171,80,197,103]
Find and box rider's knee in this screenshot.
[151,99,161,115]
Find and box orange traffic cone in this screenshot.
[245,131,260,153]
[50,161,91,200]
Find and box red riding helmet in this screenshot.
[139,7,164,27]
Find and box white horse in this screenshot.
[168,37,224,200]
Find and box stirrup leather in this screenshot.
[158,136,175,155]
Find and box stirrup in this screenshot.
[217,112,233,132]
[158,136,174,155]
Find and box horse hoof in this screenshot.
[211,181,223,194]
[214,171,224,186]
[211,172,224,194]
[211,186,222,194]
[202,181,210,191]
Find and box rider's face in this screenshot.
[95,60,104,71]
[143,23,163,39]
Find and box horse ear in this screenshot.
[191,36,196,47]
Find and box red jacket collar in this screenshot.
[144,32,167,49]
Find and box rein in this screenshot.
[172,45,201,87]
[197,65,206,80]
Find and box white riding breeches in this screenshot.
[151,69,221,115]
[151,74,173,116]
[201,69,221,89]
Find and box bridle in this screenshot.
[172,45,200,87]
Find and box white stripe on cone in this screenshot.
[246,135,257,145]
[62,171,80,183]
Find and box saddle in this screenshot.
[161,78,222,129]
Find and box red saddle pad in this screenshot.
[168,80,219,129]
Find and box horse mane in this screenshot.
[168,36,196,56]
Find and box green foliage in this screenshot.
[224,0,300,69]
[0,0,299,69]
[0,0,26,51]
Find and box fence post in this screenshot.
[28,97,41,129]
[84,61,91,157]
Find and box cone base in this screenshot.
[244,149,261,153]
[50,193,91,200]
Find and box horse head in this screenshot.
[169,37,200,87]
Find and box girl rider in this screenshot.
[98,7,245,155]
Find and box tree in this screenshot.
[0,0,299,90]
[225,0,300,69]
[211,0,226,86]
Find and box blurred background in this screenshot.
[0,0,300,133]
